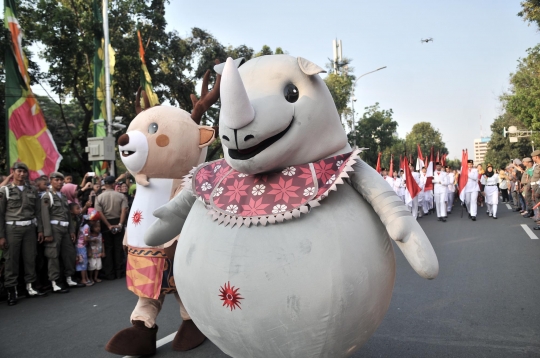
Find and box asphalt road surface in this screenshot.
[1,201,540,357]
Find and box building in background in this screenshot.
[474,137,490,165]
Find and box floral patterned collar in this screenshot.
[184,149,361,228]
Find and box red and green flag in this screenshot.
[4,0,61,180]
[137,30,159,109]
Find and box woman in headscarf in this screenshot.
[480,163,499,219]
[61,182,80,205]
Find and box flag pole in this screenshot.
[4,0,9,172]
[102,0,114,176]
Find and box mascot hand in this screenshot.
[387,215,439,280]
[135,173,150,187]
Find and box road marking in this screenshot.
[506,204,512,210]
[521,224,539,240]
[123,332,176,358]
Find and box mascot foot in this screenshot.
[172,320,206,351]
[105,320,158,356]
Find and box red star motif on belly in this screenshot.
[132,210,143,226]
[219,281,244,311]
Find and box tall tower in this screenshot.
[332,39,342,73]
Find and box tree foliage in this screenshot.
[0,0,283,176]
[349,103,398,166]
[483,112,534,170]
[404,122,448,159]
[324,58,355,123]
[504,45,540,130]
[518,0,540,29]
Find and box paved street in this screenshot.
[1,202,540,358]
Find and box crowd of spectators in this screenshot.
[0,164,136,306]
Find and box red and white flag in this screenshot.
[389,154,394,175]
[404,156,421,204]
[416,144,425,171]
[459,149,469,201]
[375,152,381,173]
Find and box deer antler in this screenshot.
[190,59,221,125]
[135,87,152,115]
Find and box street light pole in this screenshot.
[351,66,387,147]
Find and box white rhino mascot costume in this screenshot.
[145,55,439,358]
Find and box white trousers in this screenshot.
[434,192,447,218]
[408,196,419,219]
[465,191,478,217]
[423,191,433,213]
[484,186,499,217]
[447,191,455,212]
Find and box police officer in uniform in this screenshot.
[41,172,83,292]
[0,162,46,305]
[530,150,540,220]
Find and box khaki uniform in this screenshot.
[530,164,540,205]
[522,170,533,210]
[95,189,128,279]
[0,184,42,288]
[41,191,76,281]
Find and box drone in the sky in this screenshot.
[421,38,433,43]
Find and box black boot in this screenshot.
[7,287,17,306]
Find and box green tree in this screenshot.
[483,112,533,170]
[504,45,540,130]
[404,122,448,160]
[518,0,540,29]
[350,103,398,166]
[324,58,355,125]
[446,158,461,170]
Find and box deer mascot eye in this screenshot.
[284,84,299,103]
[148,123,158,134]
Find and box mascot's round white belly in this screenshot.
[176,183,395,357]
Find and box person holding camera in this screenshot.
[94,176,128,280]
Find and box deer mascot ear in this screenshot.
[297,57,326,75]
[199,126,216,148]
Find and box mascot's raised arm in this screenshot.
[145,55,438,358]
[105,66,219,356]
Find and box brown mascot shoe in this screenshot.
[105,320,157,356]
[171,320,206,351]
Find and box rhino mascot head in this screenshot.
[215,55,351,174]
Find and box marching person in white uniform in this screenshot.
[463,159,480,221]
[432,162,448,222]
[398,169,407,202]
[480,164,499,219]
[381,168,394,188]
[406,164,423,219]
[420,168,430,215]
[446,166,456,213]
[392,171,401,197]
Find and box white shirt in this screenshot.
[383,175,394,188]
[481,173,499,187]
[447,173,455,193]
[432,170,448,194]
[464,168,480,193]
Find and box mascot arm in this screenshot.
[144,188,196,247]
[348,160,439,279]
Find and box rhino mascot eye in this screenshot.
[284,84,299,103]
[148,123,158,134]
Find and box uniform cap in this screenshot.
[467,159,474,164]
[532,150,540,157]
[12,162,29,171]
[104,176,116,184]
[523,157,532,163]
[49,172,65,179]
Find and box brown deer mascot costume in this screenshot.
[105,67,220,356]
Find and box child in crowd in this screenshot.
[87,217,104,283]
[72,203,93,286]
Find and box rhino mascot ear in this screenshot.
[214,58,245,75]
[297,57,327,76]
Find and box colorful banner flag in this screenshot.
[92,0,115,173]
[137,30,159,109]
[375,152,381,173]
[4,0,61,180]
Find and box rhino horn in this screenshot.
[220,57,255,129]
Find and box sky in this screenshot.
[163,0,539,159]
